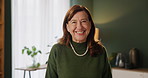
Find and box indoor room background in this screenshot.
[71,0,148,68]
[3,0,148,78]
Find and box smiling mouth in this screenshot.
[76,31,85,34]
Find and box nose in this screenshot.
[76,21,83,29]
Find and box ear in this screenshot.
[66,24,70,32]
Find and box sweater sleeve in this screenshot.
[45,44,58,78]
[102,47,112,78]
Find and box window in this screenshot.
[12,0,70,78]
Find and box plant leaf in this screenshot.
[38,50,42,54]
[31,54,34,57]
[36,63,40,68]
[24,46,27,49]
[22,49,25,54]
[34,52,37,56]
[27,50,32,55]
[32,46,36,51]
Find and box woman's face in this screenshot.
[66,11,91,43]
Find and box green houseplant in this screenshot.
[22,46,42,68]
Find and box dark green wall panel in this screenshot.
[70,0,93,16]
[71,0,148,68]
[94,0,148,68]
[4,0,12,78]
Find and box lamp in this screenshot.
[94,28,99,41]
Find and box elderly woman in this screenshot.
[45,5,112,78]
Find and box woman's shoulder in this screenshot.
[49,43,65,56]
[50,43,67,52]
[52,43,66,48]
[94,42,107,55]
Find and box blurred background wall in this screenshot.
[70,0,148,68]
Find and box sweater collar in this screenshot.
[71,40,87,51]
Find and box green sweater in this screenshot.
[45,41,112,78]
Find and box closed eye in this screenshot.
[81,20,87,22]
[71,21,76,24]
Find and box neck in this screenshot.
[72,39,86,43]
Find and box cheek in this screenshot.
[86,26,91,33]
[66,27,70,32]
[86,23,91,32]
[67,26,75,33]
[67,27,74,35]
[66,24,69,32]
[67,25,74,33]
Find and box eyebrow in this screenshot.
[70,18,88,21]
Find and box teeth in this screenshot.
[77,31,84,33]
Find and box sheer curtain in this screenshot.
[11,0,69,78]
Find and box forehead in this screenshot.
[71,11,88,20]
